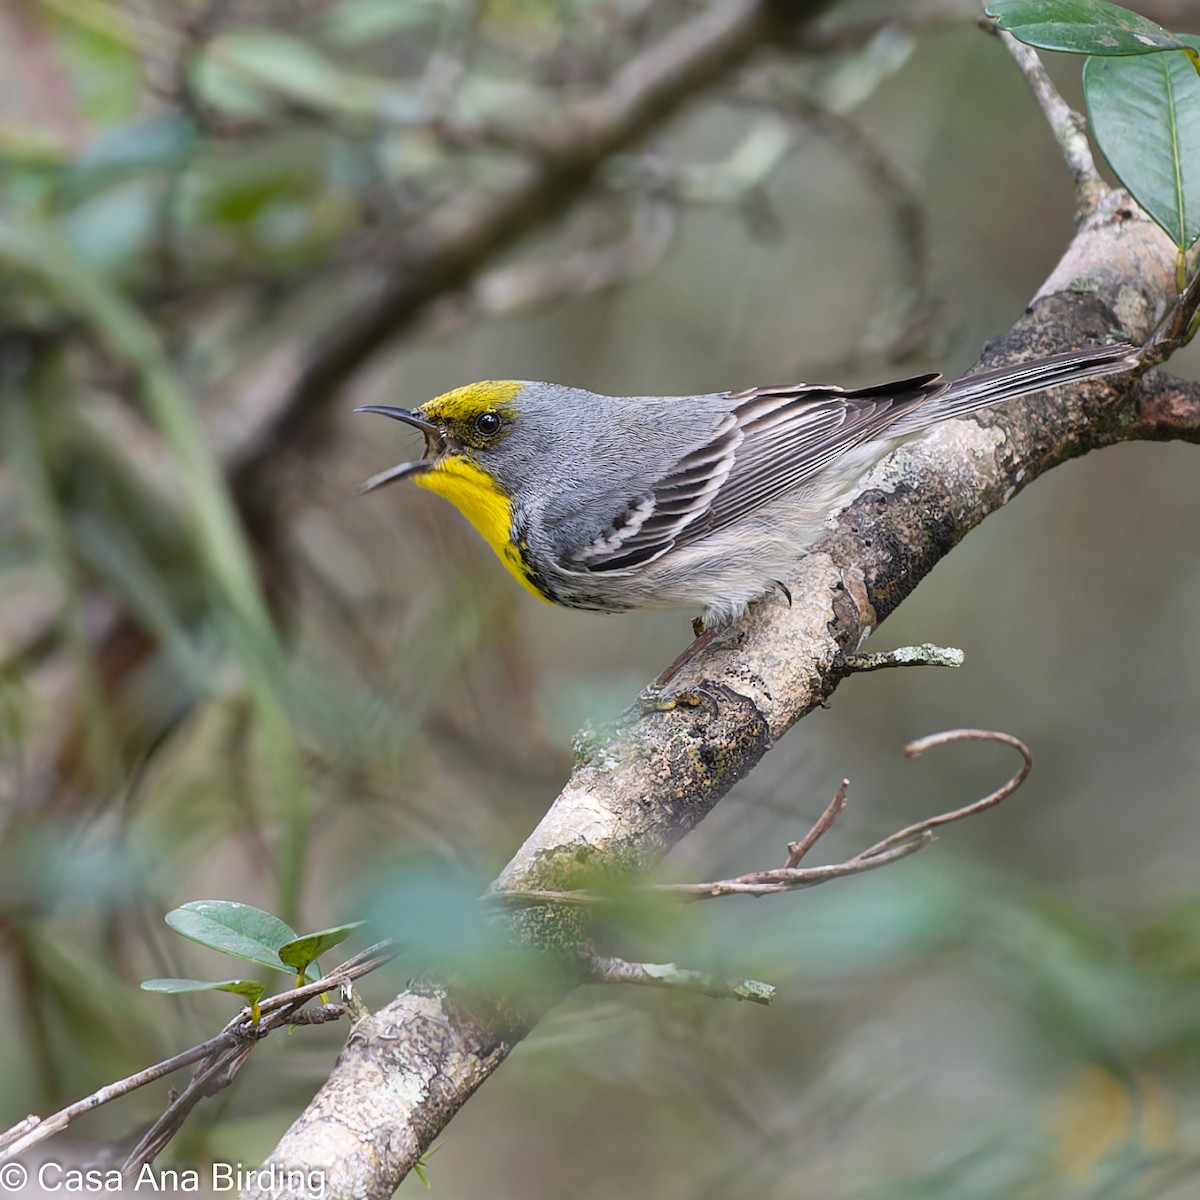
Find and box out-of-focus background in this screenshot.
[1,0,1198,1196]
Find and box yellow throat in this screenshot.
[413,381,550,604]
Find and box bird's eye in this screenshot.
[474,411,503,438]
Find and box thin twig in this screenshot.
[586,955,776,1005]
[992,28,1104,216]
[796,0,973,54]
[862,728,1031,858]
[728,77,939,365]
[122,1043,256,1180]
[1143,263,1200,366]
[492,730,1032,906]
[843,643,965,672]
[0,939,399,1164]
[659,836,932,899]
[785,779,848,867]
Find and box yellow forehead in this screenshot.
[421,380,522,422]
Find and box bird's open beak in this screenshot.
[355,405,447,494]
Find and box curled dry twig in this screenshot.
[493,728,1032,906]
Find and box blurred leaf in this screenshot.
[62,179,158,274]
[212,31,355,109]
[196,30,422,124]
[1133,893,1200,981]
[67,113,198,188]
[0,830,149,913]
[0,359,121,788]
[165,900,298,975]
[741,869,969,980]
[811,25,917,114]
[196,161,318,227]
[16,927,165,1087]
[321,0,443,44]
[47,3,145,123]
[68,508,214,694]
[1052,1065,1177,1183]
[1085,36,1200,251]
[188,49,273,120]
[0,213,309,918]
[357,863,557,992]
[277,921,366,976]
[977,893,1197,1057]
[986,0,1186,55]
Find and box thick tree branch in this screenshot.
[238,24,1200,1200]
[491,729,1029,905]
[244,206,1194,1200]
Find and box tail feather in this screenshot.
[889,342,1139,435]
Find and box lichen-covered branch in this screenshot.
[239,31,1199,1200]
[244,207,1195,1200]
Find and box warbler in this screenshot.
[358,341,1137,631]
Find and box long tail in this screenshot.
[890,341,1140,435]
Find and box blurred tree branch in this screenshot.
[221,0,841,512]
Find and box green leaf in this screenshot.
[68,114,199,186]
[321,0,442,44]
[140,977,266,1003]
[277,921,366,976]
[141,977,265,1023]
[165,900,299,975]
[986,0,1186,56]
[1085,36,1200,250]
[412,1141,443,1188]
[196,30,419,123]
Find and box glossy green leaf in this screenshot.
[140,977,265,1004]
[277,921,366,976]
[165,900,298,974]
[1085,36,1200,250]
[986,0,1185,56]
[141,977,265,1022]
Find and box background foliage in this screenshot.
[1,0,1198,1196]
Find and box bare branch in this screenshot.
[992,29,1103,216]
[1130,369,1200,442]
[585,955,777,1005]
[843,643,965,672]
[663,730,1030,899]
[122,1042,257,1180]
[861,729,1032,859]
[492,730,1031,905]
[222,0,839,497]
[796,0,974,54]
[0,940,397,1165]
[785,779,848,867]
[1144,264,1200,365]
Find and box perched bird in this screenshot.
[358,341,1137,633]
